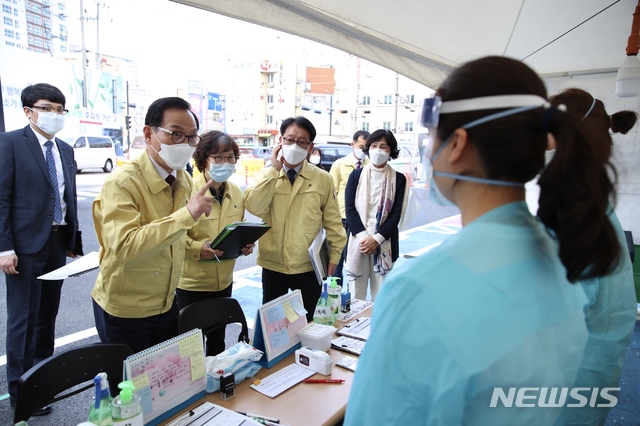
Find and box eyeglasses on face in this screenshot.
[155,126,201,146]
[30,105,69,115]
[282,136,311,149]
[209,155,239,164]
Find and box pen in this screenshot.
[236,411,280,424]
[213,253,221,263]
[302,379,345,384]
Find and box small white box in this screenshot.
[297,323,336,352]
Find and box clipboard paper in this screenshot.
[207,221,271,260]
[308,229,329,285]
[124,329,206,426]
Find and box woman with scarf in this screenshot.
[344,129,407,302]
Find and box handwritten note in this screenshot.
[250,363,314,398]
[265,304,286,323]
[190,352,205,380]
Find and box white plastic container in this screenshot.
[297,323,336,352]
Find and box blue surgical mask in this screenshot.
[208,162,235,183]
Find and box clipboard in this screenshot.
[123,329,207,426]
[206,221,271,260]
[251,290,308,368]
[37,251,100,280]
[308,228,329,285]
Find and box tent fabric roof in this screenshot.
[173,0,635,88]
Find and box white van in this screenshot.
[70,135,117,173]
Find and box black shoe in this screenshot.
[32,405,52,416]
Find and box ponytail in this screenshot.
[537,113,619,282]
[611,110,638,135]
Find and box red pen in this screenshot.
[303,379,345,384]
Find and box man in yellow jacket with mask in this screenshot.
[244,116,346,321]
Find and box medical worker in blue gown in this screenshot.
[549,88,638,426]
[344,56,623,426]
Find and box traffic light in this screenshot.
[339,110,348,114]
[125,115,131,130]
[363,110,371,114]
[301,106,311,111]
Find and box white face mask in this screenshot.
[32,111,65,135]
[281,143,309,165]
[152,130,195,170]
[368,148,390,166]
[309,155,321,165]
[353,148,364,160]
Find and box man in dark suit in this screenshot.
[0,83,81,414]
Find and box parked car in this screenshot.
[239,146,273,161]
[313,143,354,172]
[388,144,425,181]
[127,135,146,161]
[68,135,117,173]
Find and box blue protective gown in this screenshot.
[344,202,589,426]
[556,209,637,426]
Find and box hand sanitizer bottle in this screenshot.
[313,282,336,326]
[327,276,342,315]
[111,381,143,426]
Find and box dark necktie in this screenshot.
[165,174,176,187]
[45,141,63,224]
[356,160,362,169]
[287,169,297,185]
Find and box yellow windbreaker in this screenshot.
[244,161,346,274]
[91,153,195,318]
[178,173,245,292]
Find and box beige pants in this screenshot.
[351,254,388,302]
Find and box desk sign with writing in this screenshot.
[124,329,206,426]
[251,290,308,368]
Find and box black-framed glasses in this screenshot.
[282,136,311,149]
[209,155,239,164]
[30,105,69,115]
[156,126,201,146]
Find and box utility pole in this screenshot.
[126,80,131,150]
[79,0,88,108]
[329,94,333,136]
[393,73,399,133]
[95,2,100,68]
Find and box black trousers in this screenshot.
[332,218,349,286]
[92,298,179,354]
[262,269,320,322]
[175,285,233,356]
[5,228,66,401]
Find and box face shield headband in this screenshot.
[421,94,549,189]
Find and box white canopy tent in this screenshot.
[175,0,640,241]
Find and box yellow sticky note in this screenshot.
[284,300,299,323]
[190,352,205,380]
[132,372,150,390]
[179,333,203,358]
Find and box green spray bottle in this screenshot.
[111,381,143,426]
[88,372,113,425]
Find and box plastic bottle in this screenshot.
[313,282,335,326]
[88,372,113,426]
[326,276,342,315]
[111,381,143,426]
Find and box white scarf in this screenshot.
[344,163,396,280]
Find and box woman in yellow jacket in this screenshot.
[177,131,254,356]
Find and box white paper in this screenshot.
[250,363,314,398]
[38,251,99,280]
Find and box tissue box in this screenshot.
[297,323,336,352]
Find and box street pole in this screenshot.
[393,73,399,133]
[79,0,88,108]
[126,80,130,150]
[0,74,5,133]
[329,94,333,136]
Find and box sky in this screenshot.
[66,0,349,97]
